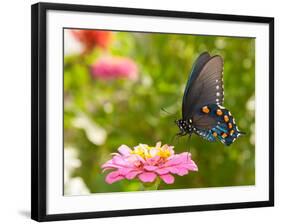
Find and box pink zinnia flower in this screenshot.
[91,56,138,80]
[71,30,112,53]
[101,142,198,184]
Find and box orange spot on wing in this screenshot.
[228,123,233,129]
[224,115,229,122]
[230,130,235,136]
[221,133,228,138]
[212,132,218,137]
[216,109,223,116]
[202,106,210,113]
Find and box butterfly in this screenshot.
[175,52,244,146]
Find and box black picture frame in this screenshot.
[31,2,274,222]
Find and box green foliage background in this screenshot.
[64,30,255,194]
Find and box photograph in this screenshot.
[0,0,277,223]
[63,29,255,195]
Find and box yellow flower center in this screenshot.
[157,148,171,158]
[131,144,171,160]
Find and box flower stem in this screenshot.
[141,178,160,191]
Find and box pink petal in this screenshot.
[187,159,198,171]
[157,166,188,176]
[155,167,170,175]
[118,145,132,156]
[138,172,157,183]
[125,170,142,180]
[118,167,134,175]
[166,166,179,174]
[144,165,157,171]
[112,155,129,166]
[146,156,160,165]
[160,174,175,184]
[165,153,188,166]
[105,171,124,184]
[174,167,188,176]
[101,159,124,170]
[101,158,114,165]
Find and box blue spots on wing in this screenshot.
[196,104,242,146]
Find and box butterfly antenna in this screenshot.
[176,134,180,145]
[170,133,177,144]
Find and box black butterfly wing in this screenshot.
[182,52,211,120]
[182,53,224,120]
[192,113,217,129]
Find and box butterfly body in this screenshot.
[176,52,243,146]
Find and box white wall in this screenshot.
[0,0,279,223]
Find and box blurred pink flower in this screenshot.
[71,30,112,53]
[102,142,198,184]
[91,56,138,80]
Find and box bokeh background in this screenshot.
[63,29,255,195]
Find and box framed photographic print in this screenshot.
[31,2,274,222]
